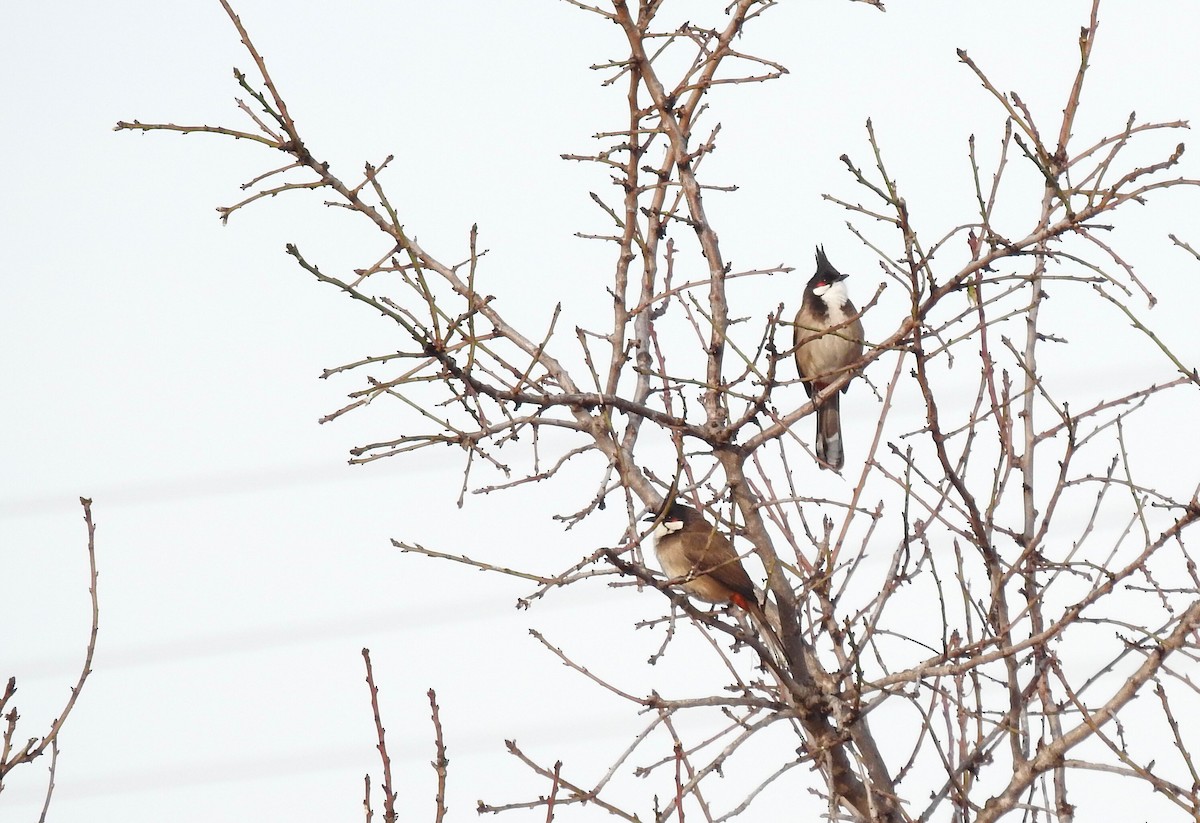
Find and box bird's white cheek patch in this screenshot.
[653,520,685,538]
[822,281,851,311]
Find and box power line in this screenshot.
[6,588,617,682]
[0,705,647,806]
[0,459,435,519]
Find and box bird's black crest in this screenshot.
[815,245,840,278]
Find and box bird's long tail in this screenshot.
[731,593,788,669]
[815,393,844,471]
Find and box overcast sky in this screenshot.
[3,1,1199,821]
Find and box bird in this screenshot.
[793,246,865,471]
[646,501,763,617]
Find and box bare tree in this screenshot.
[1,498,101,821]
[118,1,1200,820]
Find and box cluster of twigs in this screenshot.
[1,498,100,820]
[361,650,448,823]
[117,0,1200,820]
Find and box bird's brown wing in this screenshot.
[681,528,758,603]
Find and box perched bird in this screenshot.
[793,247,865,471]
[646,501,763,617]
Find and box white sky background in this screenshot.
[3,1,1199,821]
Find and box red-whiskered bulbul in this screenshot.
[794,246,865,471]
[646,501,766,621]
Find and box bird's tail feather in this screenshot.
[733,595,788,669]
[815,394,844,471]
